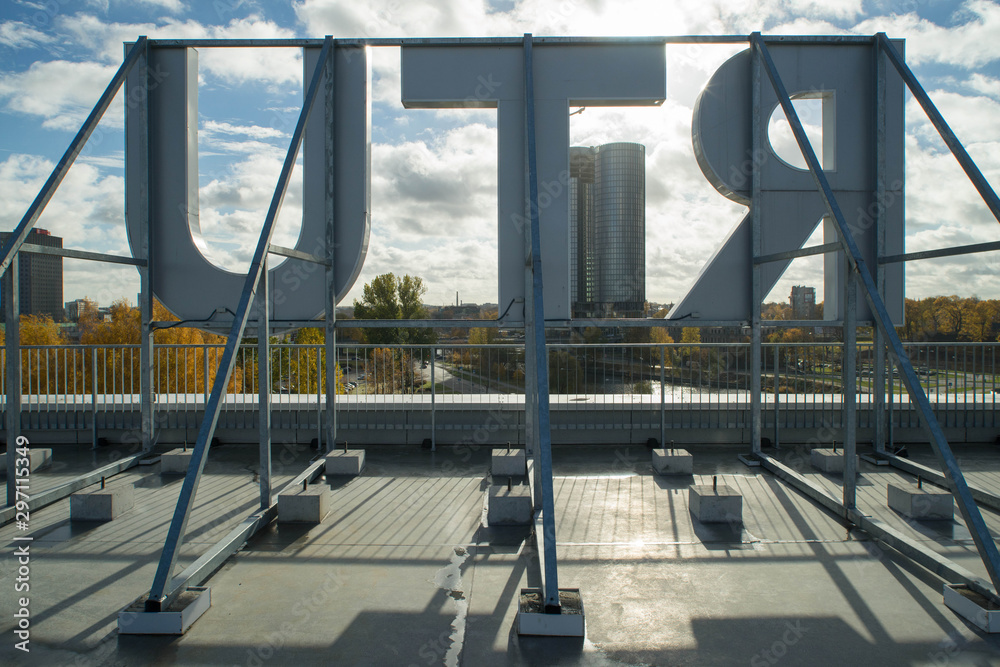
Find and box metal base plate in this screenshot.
[943,584,1000,633]
[118,587,211,635]
[517,588,585,637]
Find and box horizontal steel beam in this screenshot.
[19,243,145,266]
[757,452,1000,604]
[268,244,327,265]
[145,35,877,49]
[879,240,1000,265]
[0,453,143,525]
[755,242,842,264]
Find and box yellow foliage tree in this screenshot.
[13,314,65,394]
[287,327,345,394]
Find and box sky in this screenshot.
[0,0,999,313]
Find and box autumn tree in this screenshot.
[287,326,345,394]
[11,314,64,394]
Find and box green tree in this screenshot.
[352,273,437,345]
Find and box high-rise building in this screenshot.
[0,229,64,321]
[790,285,816,319]
[569,142,645,318]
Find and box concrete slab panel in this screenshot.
[278,485,331,523]
[652,448,693,475]
[325,450,365,476]
[70,483,135,522]
[689,484,742,524]
[888,482,954,520]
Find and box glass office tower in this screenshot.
[569,142,645,318]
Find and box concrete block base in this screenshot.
[652,448,693,475]
[888,482,953,520]
[278,485,331,523]
[492,449,526,477]
[487,484,532,526]
[119,587,211,635]
[161,449,193,474]
[0,448,52,474]
[943,584,1000,633]
[71,483,135,521]
[810,449,858,474]
[517,588,585,637]
[689,484,742,524]
[325,450,365,476]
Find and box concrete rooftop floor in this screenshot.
[4,441,1000,666]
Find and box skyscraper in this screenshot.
[569,142,646,318]
[790,285,816,319]
[0,229,64,321]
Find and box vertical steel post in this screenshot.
[137,40,155,454]
[843,254,858,510]
[323,37,338,454]
[5,255,20,505]
[524,33,561,611]
[257,259,271,510]
[430,346,436,451]
[91,348,98,448]
[873,35,888,455]
[659,345,665,446]
[750,34,763,455]
[773,350,780,448]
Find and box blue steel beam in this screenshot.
[144,36,334,612]
[0,38,147,278]
[753,34,1000,593]
[523,33,562,612]
[876,34,1000,224]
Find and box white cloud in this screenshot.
[853,0,1000,68]
[129,0,186,13]
[0,20,58,49]
[0,152,139,303]
[202,120,288,139]
[371,123,497,240]
[0,60,121,130]
[967,73,1000,99]
[197,151,303,271]
[55,13,302,85]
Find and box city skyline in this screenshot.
[0,2,998,312]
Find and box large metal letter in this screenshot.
[674,42,905,323]
[401,43,665,320]
[124,45,370,326]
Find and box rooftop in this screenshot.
[3,441,1000,665]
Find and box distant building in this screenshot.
[570,142,646,319]
[0,229,63,321]
[790,285,816,319]
[64,298,90,322]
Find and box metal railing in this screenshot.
[1,341,997,435]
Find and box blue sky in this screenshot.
[0,0,998,311]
